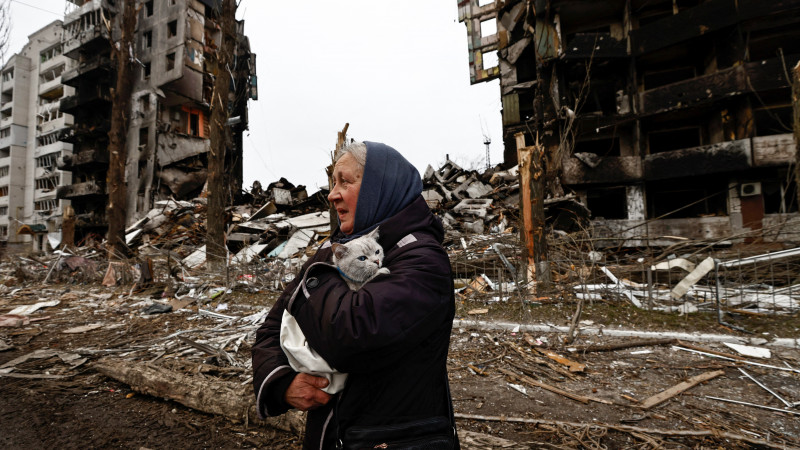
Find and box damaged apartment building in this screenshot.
[0,21,74,252]
[458,0,800,247]
[57,0,256,243]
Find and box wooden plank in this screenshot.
[534,348,586,373]
[640,370,724,409]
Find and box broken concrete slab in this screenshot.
[231,242,269,265]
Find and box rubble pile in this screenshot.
[0,158,799,321]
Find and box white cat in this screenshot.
[332,227,391,290]
[279,227,389,394]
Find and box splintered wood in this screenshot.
[639,370,725,409]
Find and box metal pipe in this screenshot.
[738,368,793,408]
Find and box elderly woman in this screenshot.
[252,141,458,449]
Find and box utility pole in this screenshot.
[206,0,237,270]
[106,0,137,259]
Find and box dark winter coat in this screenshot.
[251,196,456,449]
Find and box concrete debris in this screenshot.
[0,155,797,322]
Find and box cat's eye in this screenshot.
[375,250,380,255]
[357,256,367,261]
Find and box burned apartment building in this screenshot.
[0,21,75,252]
[57,0,256,242]
[458,0,800,247]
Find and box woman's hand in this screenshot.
[285,373,332,411]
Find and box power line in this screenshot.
[10,0,62,17]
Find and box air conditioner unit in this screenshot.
[740,182,762,197]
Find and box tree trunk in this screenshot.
[206,0,237,270]
[93,358,306,433]
[793,61,800,210]
[106,0,137,259]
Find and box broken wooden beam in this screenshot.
[497,367,611,405]
[93,358,305,433]
[639,370,724,409]
[572,338,677,353]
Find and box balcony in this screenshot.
[57,148,108,171]
[60,56,111,87]
[752,134,796,167]
[593,216,733,248]
[563,155,643,186]
[57,180,104,199]
[35,139,71,157]
[39,79,64,97]
[60,84,111,114]
[39,114,74,135]
[643,139,752,181]
[57,122,109,144]
[62,1,109,58]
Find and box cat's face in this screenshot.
[332,228,384,282]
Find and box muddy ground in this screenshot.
[2,284,799,449]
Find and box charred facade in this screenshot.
[458,0,800,246]
[57,0,256,240]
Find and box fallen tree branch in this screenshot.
[93,358,304,433]
[497,367,611,405]
[571,338,677,353]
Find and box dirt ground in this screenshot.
[2,284,800,449]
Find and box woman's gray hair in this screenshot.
[334,141,367,170]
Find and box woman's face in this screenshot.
[328,152,363,234]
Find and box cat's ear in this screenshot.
[332,243,348,259]
[367,226,380,240]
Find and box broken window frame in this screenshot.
[35,174,60,191]
[142,62,151,80]
[39,44,63,64]
[182,106,205,137]
[34,198,58,212]
[167,20,178,38]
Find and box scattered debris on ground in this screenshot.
[2,162,800,447]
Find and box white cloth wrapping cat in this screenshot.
[280,228,389,394]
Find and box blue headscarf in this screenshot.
[340,141,422,241]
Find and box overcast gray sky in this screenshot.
[9,0,502,193]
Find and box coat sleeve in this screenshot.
[291,236,453,374]
[251,247,336,418]
[251,288,299,419]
